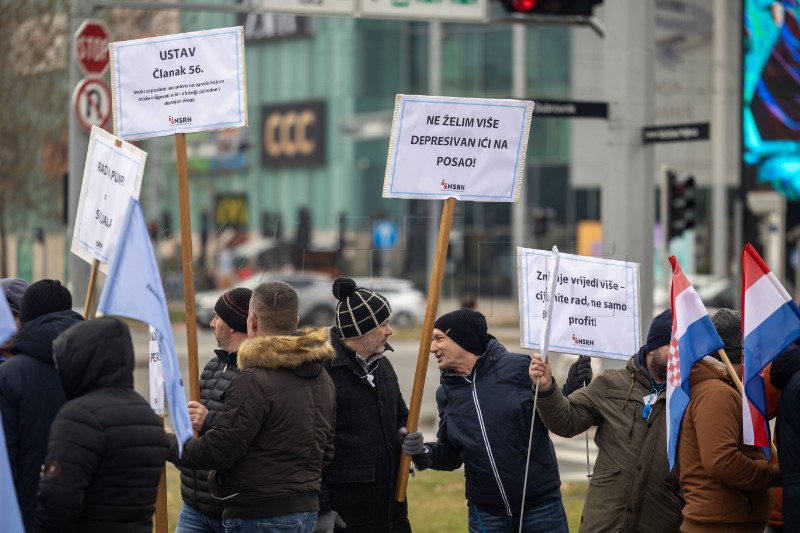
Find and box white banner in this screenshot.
[148,325,166,415]
[517,247,642,360]
[383,94,534,202]
[71,126,145,271]
[109,26,247,141]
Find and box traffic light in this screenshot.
[499,0,602,16]
[667,173,696,241]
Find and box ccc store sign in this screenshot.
[261,100,326,169]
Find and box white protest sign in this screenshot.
[109,26,247,141]
[71,125,146,272]
[383,94,534,202]
[148,325,166,415]
[517,247,641,360]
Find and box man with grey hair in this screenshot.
[167,281,336,533]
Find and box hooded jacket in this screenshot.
[427,337,562,518]
[178,348,240,518]
[319,332,411,533]
[770,341,800,532]
[168,327,336,520]
[678,357,780,533]
[35,318,168,533]
[0,309,83,532]
[535,353,684,533]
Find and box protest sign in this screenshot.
[71,126,145,272]
[109,26,247,141]
[518,247,641,360]
[148,325,166,416]
[383,94,534,201]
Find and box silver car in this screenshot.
[195,271,337,329]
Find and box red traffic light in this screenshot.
[511,0,537,11]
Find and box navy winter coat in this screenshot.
[35,318,168,533]
[770,341,800,533]
[0,309,83,532]
[427,337,562,518]
[319,332,411,533]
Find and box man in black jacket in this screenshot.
[414,308,591,533]
[0,279,82,532]
[770,340,800,533]
[167,281,336,533]
[35,318,169,533]
[176,287,252,533]
[315,277,422,533]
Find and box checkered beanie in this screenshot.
[332,277,391,338]
[712,308,742,364]
[214,287,252,334]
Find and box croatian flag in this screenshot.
[666,256,724,470]
[742,243,800,450]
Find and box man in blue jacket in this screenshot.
[412,308,591,533]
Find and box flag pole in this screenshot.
[175,133,201,404]
[83,259,100,319]
[394,197,456,502]
[155,415,169,533]
[717,347,778,458]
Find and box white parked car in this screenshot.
[353,277,427,328]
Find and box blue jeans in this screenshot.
[468,499,568,533]
[222,512,318,533]
[176,503,225,533]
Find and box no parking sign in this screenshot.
[73,77,112,132]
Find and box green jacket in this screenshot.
[536,355,683,533]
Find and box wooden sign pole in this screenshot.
[82,259,100,319]
[395,197,456,502]
[175,133,201,404]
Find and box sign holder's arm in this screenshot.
[394,197,456,502]
[175,133,201,405]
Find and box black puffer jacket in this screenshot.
[770,341,800,533]
[169,327,336,520]
[427,337,562,518]
[319,332,411,533]
[0,309,82,532]
[178,349,240,518]
[35,318,169,533]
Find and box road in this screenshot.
[129,322,604,483]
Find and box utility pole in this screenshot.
[602,0,655,321]
[511,23,527,300]
[711,0,730,279]
[426,21,442,293]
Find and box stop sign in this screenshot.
[74,20,112,76]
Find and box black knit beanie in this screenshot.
[214,287,252,334]
[646,308,673,353]
[19,279,72,324]
[434,308,488,356]
[333,277,391,338]
[711,308,742,364]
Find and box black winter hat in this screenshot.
[20,279,72,324]
[646,308,673,353]
[333,277,391,338]
[712,308,742,364]
[214,287,252,334]
[1,278,29,316]
[434,308,489,357]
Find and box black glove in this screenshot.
[412,445,433,471]
[399,427,425,456]
[566,355,593,392]
[314,510,346,533]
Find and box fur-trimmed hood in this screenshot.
[238,327,335,370]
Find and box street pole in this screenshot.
[68,0,93,305]
[511,23,527,302]
[602,0,655,320]
[426,21,442,294]
[711,0,729,278]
